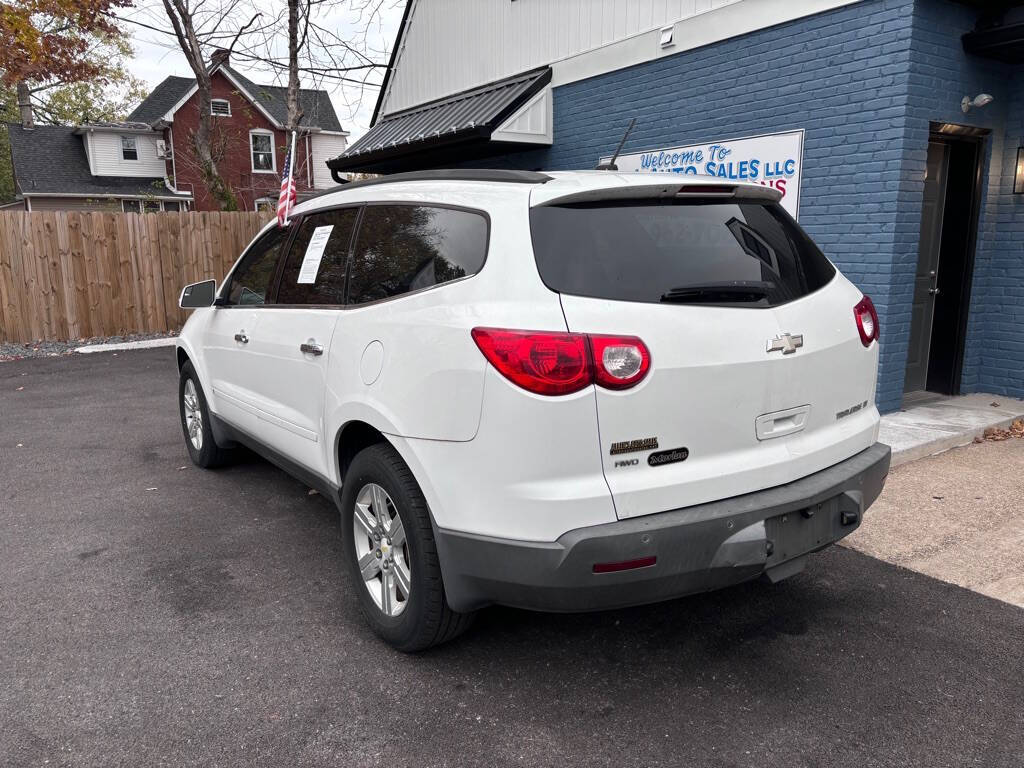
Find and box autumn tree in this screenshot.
[0,0,133,125]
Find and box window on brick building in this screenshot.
[250,131,275,173]
[211,99,231,117]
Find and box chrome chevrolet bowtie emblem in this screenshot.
[767,333,804,355]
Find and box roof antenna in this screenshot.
[595,118,636,171]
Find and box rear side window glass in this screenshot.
[225,226,290,306]
[276,207,359,305]
[348,205,488,306]
[529,201,835,307]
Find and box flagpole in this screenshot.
[283,129,297,226]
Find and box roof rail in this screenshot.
[307,168,552,203]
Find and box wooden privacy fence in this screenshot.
[0,211,270,343]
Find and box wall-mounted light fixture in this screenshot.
[961,93,994,113]
[1014,147,1024,195]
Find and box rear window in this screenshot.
[529,200,835,307]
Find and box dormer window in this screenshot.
[211,99,231,117]
[121,136,138,161]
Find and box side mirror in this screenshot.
[179,279,217,309]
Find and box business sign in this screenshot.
[601,129,804,219]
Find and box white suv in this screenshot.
[176,169,890,651]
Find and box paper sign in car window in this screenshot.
[297,225,334,284]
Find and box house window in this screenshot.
[121,136,138,161]
[164,201,181,212]
[255,198,275,213]
[250,131,275,172]
[211,99,231,117]
[122,199,142,213]
[143,201,161,213]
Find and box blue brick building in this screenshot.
[331,0,1023,413]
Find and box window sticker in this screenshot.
[297,225,334,284]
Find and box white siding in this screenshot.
[86,131,167,178]
[380,0,741,115]
[310,133,349,189]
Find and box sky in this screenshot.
[119,1,406,141]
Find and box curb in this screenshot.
[75,338,177,354]
[888,415,1024,468]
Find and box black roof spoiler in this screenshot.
[314,169,552,201]
[534,182,782,207]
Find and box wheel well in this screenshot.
[336,421,387,482]
[176,347,189,371]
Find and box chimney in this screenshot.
[209,48,230,68]
[16,81,33,129]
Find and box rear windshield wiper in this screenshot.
[660,281,773,304]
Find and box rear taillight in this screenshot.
[589,334,651,390]
[470,328,591,395]
[854,296,879,347]
[471,328,651,396]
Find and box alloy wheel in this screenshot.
[352,483,411,617]
[182,378,203,451]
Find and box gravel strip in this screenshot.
[0,331,178,362]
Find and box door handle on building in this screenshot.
[300,341,324,356]
[234,332,249,344]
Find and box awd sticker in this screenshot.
[610,437,659,456]
[648,447,689,467]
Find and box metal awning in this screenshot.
[327,67,552,175]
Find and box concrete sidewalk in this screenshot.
[880,393,1024,467]
[846,437,1024,609]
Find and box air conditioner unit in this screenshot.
[156,140,170,158]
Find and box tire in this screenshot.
[178,361,232,469]
[340,443,475,652]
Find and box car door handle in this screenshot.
[300,341,324,356]
[928,288,940,296]
[234,332,249,344]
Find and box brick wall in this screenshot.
[974,74,1024,398]
[903,0,1020,399]
[476,0,1022,411]
[168,71,314,212]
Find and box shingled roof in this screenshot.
[127,66,343,132]
[6,124,189,199]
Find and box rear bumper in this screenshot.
[435,442,891,612]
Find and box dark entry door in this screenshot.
[904,141,949,394]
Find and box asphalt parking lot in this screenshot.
[2,349,1022,768]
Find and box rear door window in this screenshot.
[224,226,290,306]
[529,200,835,307]
[276,207,359,305]
[348,205,488,306]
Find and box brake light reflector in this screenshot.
[853,296,880,347]
[471,328,651,395]
[471,328,592,396]
[593,556,656,573]
[590,335,651,390]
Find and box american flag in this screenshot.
[277,139,297,227]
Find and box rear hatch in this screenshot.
[530,186,879,520]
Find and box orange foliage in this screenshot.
[0,0,132,85]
